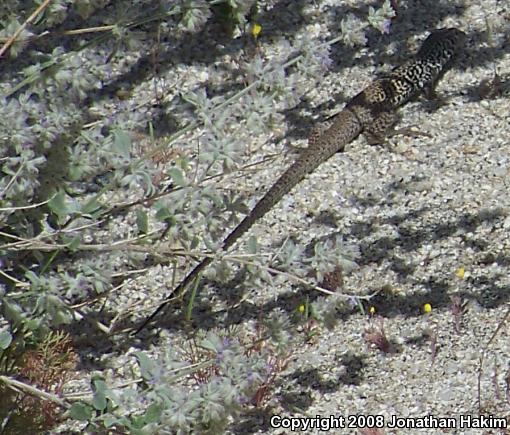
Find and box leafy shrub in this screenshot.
[0,0,394,431]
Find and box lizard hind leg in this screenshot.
[363,110,399,145]
[363,110,433,145]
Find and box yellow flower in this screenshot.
[423,303,432,314]
[298,304,305,313]
[369,306,376,315]
[455,267,465,279]
[251,23,262,39]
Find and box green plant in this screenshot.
[68,320,292,433]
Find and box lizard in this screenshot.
[135,28,466,333]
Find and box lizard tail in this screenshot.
[135,109,361,333]
[134,257,214,334]
[222,109,362,252]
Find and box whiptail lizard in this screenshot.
[136,28,465,333]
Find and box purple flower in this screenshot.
[382,19,392,35]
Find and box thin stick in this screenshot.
[0,0,52,58]
[0,375,69,408]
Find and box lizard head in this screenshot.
[417,28,466,64]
